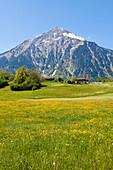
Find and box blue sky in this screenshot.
[0,0,112,53]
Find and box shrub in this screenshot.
[0,71,10,80]
[58,77,64,82]
[9,74,15,81]
[0,80,9,88]
[10,67,41,91]
[0,71,15,82]
[10,81,40,91]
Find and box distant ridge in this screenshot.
[0,27,113,80]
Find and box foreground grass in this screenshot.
[0,100,113,169]
[0,82,113,101]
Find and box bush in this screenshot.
[10,67,41,91]
[0,71,15,82]
[0,71,10,80]
[10,82,40,91]
[97,77,102,82]
[58,77,64,82]
[0,80,9,88]
[9,74,15,81]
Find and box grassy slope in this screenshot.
[0,82,113,101]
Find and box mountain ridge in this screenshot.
[0,27,113,80]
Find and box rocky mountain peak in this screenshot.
[51,26,66,32]
[0,27,113,80]
[32,27,85,44]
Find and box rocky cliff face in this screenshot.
[0,27,113,80]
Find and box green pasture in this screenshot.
[0,82,113,100]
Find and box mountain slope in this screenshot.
[0,27,113,80]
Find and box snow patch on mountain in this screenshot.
[54,37,61,41]
[52,70,57,76]
[63,32,85,41]
[43,40,49,44]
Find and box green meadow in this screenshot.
[0,82,113,169]
[0,82,113,101]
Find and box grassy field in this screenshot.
[0,82,113,100]
[0,100,113,169]
[0,82,113,169]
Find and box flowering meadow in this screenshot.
[0,100,113,169]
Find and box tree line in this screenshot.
[1,66,113,90]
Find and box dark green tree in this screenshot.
[14,66,27,84]
[0,71,10,80]
[10,67,41,91]
[26,68,41,84]
[9,74,15,81]
[0,71,14,88]
[97,77,102,82]
[58,77,64,82]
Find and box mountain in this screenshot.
[0,27,113,80]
